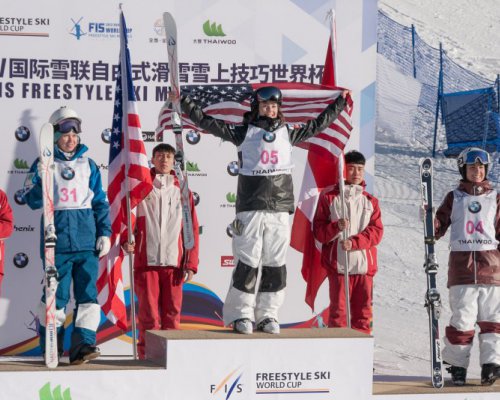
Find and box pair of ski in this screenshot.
[419,158,444,388]
[163,12,195,251]
[39,123,58,368]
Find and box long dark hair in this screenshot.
[245,104,286,125]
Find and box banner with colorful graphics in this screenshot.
[0,0,377,355]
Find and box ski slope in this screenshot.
[374,0,499,379]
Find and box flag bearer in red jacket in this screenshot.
[122,143,199,359]
[313,150,383,334]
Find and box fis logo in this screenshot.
[203,20,226,37]
[39,382,72,400]
[210,367,243,398]
[69,17,86,40]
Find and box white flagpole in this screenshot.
[338,154,351,328]
[326,9,338,85]
[119,7,138,360]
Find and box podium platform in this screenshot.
[147,327,373,399]
[0,328,498,399]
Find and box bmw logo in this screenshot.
[227,161,239,176]
[468,201,482,214]
[13,252,29,268]
[186,130,201,145]
[61,166,75,180]
[15,126,31,142]
[192,192,200,206]
[101,128,111,144]
[263,131,276,143]
[14,189,27,206]
[226,225,233,238]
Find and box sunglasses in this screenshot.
[54,118,81,134]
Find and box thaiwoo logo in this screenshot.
[187,161,207,177]
[220,192,237,209]
[186,161,200,172]
[193,19,236,45]
[221,256,235,267]
[14,159,29,169]
[203,20,226,37]
[8,158,30,175]
[227,161,239,176]
[39,382,72,400]
[13,252,29,268]
[210,367,243,398]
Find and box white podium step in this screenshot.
[146,327,373,399]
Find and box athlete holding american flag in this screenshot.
[169,85,351,334]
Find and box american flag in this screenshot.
[156,82,352,142]
[156,80,352,312]
[97,12,152,330]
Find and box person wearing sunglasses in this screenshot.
[23,106,111,365]
[434,147,500,386]
[179,86,350,334]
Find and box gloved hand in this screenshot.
[96,236,111,258]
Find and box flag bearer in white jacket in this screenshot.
[122,143,199,359]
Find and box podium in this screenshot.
[146,327,373,399]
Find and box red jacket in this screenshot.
[131,169,199,272]
[313,182,383,276]
[0,190,14,291]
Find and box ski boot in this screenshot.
[481,363,500,386]
[70,344,100,365]
[446,364,467,386]
[233,319,253,334]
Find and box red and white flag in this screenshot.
[291,9,353,310]
[97,11,153,330]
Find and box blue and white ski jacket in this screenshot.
[24,144,111,254]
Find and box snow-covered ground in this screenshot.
[374,0,499,379]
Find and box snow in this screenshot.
[374,0,499,379]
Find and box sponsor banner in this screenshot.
[0,0,375,355]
